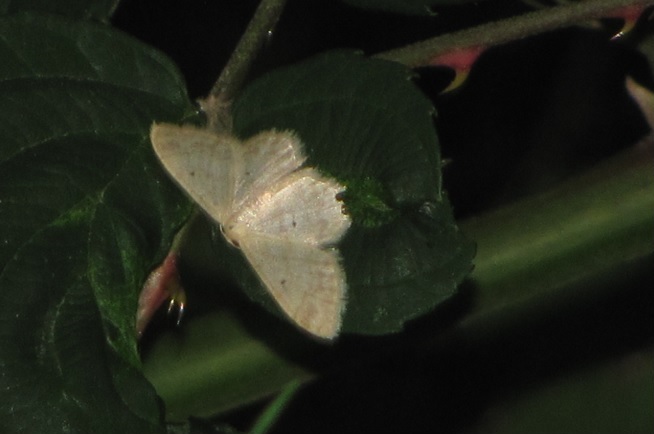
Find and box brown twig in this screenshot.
[374,0,654,67]
[199,0,289,132]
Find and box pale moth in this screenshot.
[150,124,351,339]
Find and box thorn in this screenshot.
[611,18,637,40]
[136,252,187,337]
[430,46,484,93]
[166,284,187,326]
[442,70,470,93]
[608,4,646,40]
[176,301,186,326]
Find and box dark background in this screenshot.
[113,1,654,432]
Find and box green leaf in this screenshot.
[144,136,654,420]
[0,14,194,433]
[340,0,483,16]
[224,50,475,335]
[0,0,120,20]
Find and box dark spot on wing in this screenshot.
[221,225,241,248]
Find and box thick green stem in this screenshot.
[143,0,654,421]
[143,137,654,421]
[460,135,654,318]
[375,0,654,67]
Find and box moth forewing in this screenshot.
[150,123,238,224]
[150,123,351,339]
[237,236,347,339]
[225,168,350,247]
[231,130,307,213]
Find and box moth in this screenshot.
[150,124,351,339]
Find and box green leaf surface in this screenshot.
[0,14,194,433]
[224,50,475,335]
[144,137,654,421]
[0,0,119,20]
[340,0,482,16]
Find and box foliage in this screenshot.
[0,0,652,433]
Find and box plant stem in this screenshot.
[375,0,654,67]
[200,0,289,132]
[143,137,654,421]
[460,135,654,313]
[169,0,289,268]
[249,380,302,434]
